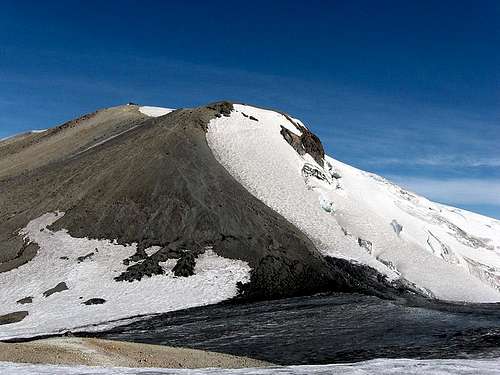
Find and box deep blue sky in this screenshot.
[1,1,499,218]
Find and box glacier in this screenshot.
[207,104,500,303]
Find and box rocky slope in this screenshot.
[1,101,499,339]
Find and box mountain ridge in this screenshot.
[0,101,499,340]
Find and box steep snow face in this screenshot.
[139,106,174,117]
[0,213,250,340]
[2,358,500,374]
[207,104,500,303]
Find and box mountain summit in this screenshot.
[1,102,499,339]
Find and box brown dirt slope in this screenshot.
[0,337,271,368]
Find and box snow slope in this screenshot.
[0,213,250,340]
[2,358,500,375]
[207,104,500,303]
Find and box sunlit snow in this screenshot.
[1,358,499,374]
[0,213,250,340]
[139,106,174,117]
[207,104,500,303]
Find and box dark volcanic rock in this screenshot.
[301,130,325,166]
[43,282,69,297]
[323,257,395,299]
[115,258,165,282]
[207,101,233,120]
[0,241,38,274]
[150,245,183,263]
[237,254,333,300]
[0,311,28,325]
[83,298,106,305]
[16,296,33,305]
[77,252,94,263]
[280,126,305,156]
[237,254,425,302]
[173,252,196,277]
[280,114,325,166]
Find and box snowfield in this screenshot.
[139,106,174,117]
[207,104,500,302]
[1,358,500,375]
[0,213,250,340]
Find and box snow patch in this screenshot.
[139,106,174,117]
[0,212,250,340]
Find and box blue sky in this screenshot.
[1,1,499,218]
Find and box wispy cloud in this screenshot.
[388,176,500,206]
[367,156,500,168]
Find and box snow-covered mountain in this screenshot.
[1,102,499,340]
[208,104,500,302]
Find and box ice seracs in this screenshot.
[207,104,500,303]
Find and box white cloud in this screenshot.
[388,177,500,206]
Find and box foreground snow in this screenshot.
[139,106,174,117]
[207,104,500,302]
[1,358,500,374]
[0,213,250,340]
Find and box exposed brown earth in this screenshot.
[0,105,146,179]
[0,337,271,368]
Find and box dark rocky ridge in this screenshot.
[0,101,418,301]
[280,114,325,166]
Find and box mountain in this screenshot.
[1,102,499,339]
